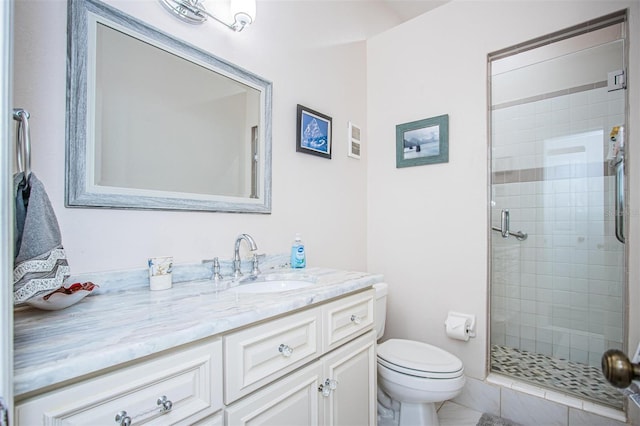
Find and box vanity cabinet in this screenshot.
[225,290,376,426]
[15,338,223,425]
[225,331,376,426]
[14,288,376,426]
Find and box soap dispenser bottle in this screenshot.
[290,233,306,269]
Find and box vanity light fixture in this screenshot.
[159,0,256,32]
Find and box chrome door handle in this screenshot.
[500,209,509,238]
[492,209,527,241]
[114,395,173,425]
[615,162,625,244]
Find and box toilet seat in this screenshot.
[377,339,463,379]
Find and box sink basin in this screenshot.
[233,273,317,293]
[233,280,315,293]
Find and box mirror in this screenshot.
[66,0,272,213]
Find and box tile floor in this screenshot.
[491,345,624,409]
[437,401,483,426]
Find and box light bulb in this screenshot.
[230,0,256,30]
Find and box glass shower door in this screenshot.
[489,16,627,408]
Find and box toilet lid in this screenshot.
[377,339,463,377]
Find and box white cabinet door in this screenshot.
[225,361,323,426]
[320,330,376,426]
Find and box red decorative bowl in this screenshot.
[26,282,98,311]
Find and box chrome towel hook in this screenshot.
[12,108,31,181]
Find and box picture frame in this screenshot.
[297,104,332,159]
[348,121,361,159]
[396,114,449,168]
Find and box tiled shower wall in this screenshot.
[490,85,626,369]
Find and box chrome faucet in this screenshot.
[233,234,258,279]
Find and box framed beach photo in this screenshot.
[396,114,449,168]
[297,104,332,159]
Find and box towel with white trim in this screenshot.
[13,172,70,304]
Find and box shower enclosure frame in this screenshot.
[486,9,629,410]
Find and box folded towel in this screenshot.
[13,172,70,304]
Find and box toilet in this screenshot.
[373,283,465,426]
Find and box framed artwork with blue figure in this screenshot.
[297,104,332,159]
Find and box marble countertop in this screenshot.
[13,265,383,397]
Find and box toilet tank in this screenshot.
[373,282,388,340]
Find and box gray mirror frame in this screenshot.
[66,0,272,213]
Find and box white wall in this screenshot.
[12,0,385,274]
[14,0,640,384]
[366,0,640,380]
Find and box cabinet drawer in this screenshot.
[224,307,322,404]
[15,339,222,426]
[323,289,374,351]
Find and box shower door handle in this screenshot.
[491,209,527,240]
[500,209,510,238]
[615,161,625,244]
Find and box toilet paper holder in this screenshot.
[444,312,476,340]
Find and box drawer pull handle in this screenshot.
[115,411,132,426]
[350,314,362,325]
[157,395,173,413]
[318,378,339,397]
[114,395,173,425]
[279,344,294,357]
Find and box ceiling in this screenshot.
[380,0,449,23]
[248,1,452,46]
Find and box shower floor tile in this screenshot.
[491,345,624,409]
